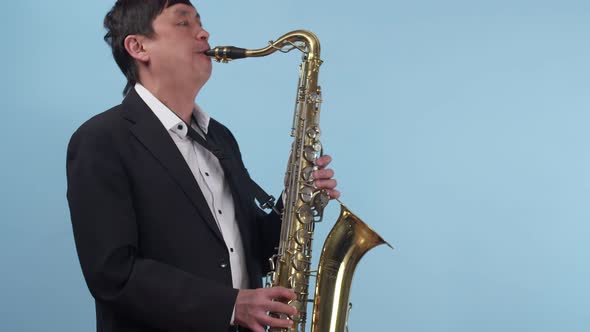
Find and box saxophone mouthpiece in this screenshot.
[205,46,247,62]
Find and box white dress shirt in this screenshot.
[135,84,248,322]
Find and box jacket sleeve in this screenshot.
[254,198,283,272]
[66,122,238,332]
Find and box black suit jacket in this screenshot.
[66,89,282,332]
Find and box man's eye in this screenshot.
[177,21,189,26]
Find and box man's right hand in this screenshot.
[234,287,297,332]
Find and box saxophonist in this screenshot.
[66,1,340,332]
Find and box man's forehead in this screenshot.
[166,0,199,17]
[166,0,193,8]
[172,7,200,18]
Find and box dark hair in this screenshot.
[103,0,169,95]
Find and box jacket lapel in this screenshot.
[120,89,225,244]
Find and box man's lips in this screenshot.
[195,45,211,54]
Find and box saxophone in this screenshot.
[206,30,391,332]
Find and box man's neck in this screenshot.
[140,79,200,123]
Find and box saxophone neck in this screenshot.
[205,30,321,62]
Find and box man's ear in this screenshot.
[124,35,149,63]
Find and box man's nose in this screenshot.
[196,28,209,41]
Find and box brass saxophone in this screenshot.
[206,30,391,332]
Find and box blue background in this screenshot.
[2,0,589,331]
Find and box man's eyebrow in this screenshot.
[174,8,201,20]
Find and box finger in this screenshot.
[314,179,337,190]
[267,301,298,317]
[249,325,266,332]
[265,287,297,300]
[312,168,334,180]
[259,314,294,329]
[315,155,332,168]
[328,189,341,199]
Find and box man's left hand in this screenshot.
[313,155,340,199]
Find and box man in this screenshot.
[66,1,339,332]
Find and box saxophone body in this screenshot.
[206,30,390,332]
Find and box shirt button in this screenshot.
[220,262,228,268]
[177,124,183,130]
[230,248,234,253]
[205,172,210,176]
[218,210,222,214]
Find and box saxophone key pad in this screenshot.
[304,145,320,162]
[287,299,303,322]
[299,185,313,203]
[290,251,308,272]
[313,190,330,210]
[313,142,322,152]
[301,165,318,182]
[306,127,320,139]
[288,273,308,294]
[296,205,313,224]
[295,228,312,246]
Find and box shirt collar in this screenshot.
[134,83,210,137]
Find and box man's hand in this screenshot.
[313,154,341,199]
[234,287,297,332]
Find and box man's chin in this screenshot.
[192,72,212,90]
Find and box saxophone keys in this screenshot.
[301,165,318,182]
[304,143,322,162]
[295,228,312,246]
[296,205,313,224]
[306,126,320,139]
[288,273,307,293]
[268,255,277,271]
[313,190,330,211]
[265,271,276,287]
[313,142,322,152]
[287,299,304,322]
[290,251,310,272]
[300,185,314,203]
